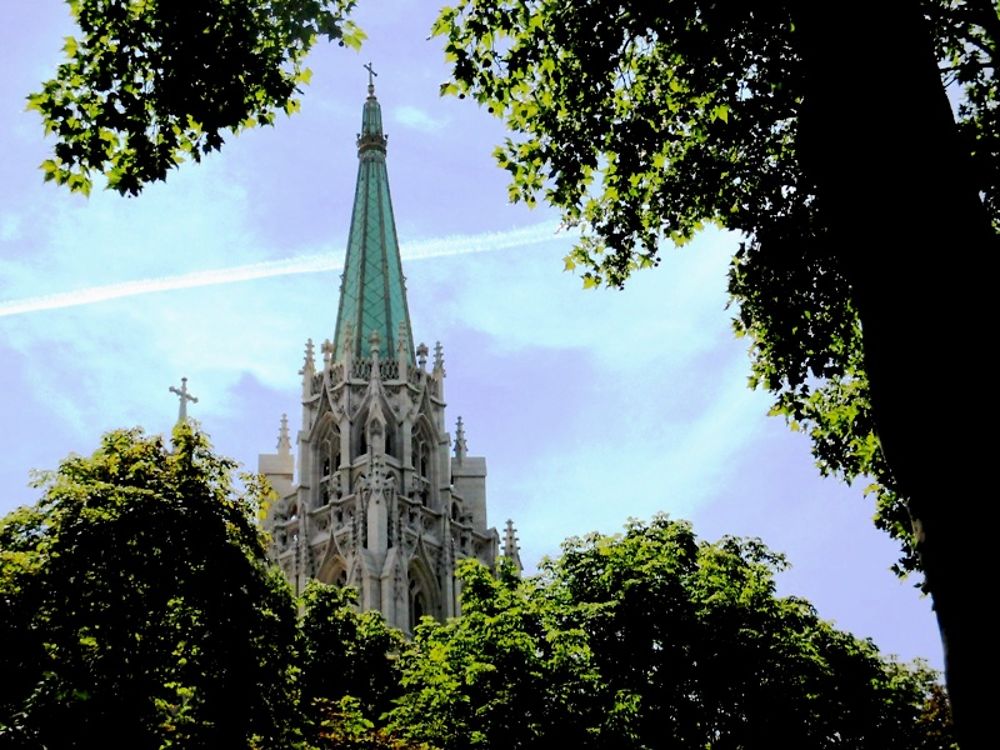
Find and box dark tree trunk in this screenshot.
[791,3,994,746]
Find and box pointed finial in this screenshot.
[454,416,467,460]
[301,340,316,396]
[417,342,429,370]
[503,518,520,560]
[369,329,382,358]
[300,339,315,375]
[321,338,334,366]
[364,61,377,95]
[433,341,445,374]
[277,414,291,456]
[504,518,517,543]
[503,519,521,561]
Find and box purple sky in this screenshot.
[0,0,941,668]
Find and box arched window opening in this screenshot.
[411,423,435,508]
[316,427,341,491]
[409,577,426,626]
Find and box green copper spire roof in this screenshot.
[333,67,416,366]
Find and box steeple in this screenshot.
[333,65,416,366]
[262,65,513,633]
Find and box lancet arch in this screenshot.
[408,555,440,628]
[410,413,438,507]
[317,551,350,588]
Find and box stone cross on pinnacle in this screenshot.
[169,376,198,423]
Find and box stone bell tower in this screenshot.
[259,70,509,632]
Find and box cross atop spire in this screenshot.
[364,61,378,94]
[169,377,198,424]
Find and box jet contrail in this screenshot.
[0,221,569,319]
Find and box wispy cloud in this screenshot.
[0,221,566,318]
[417,225,740,369]
[393,105,448,133]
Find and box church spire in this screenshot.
[333,65,416,366]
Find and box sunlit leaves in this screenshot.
[387,559,604,750]
[29,0,362,196]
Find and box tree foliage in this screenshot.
[929,0,1000,229]
[552,517,953,750]
[389,516,954,750]
[29,0,365,196]
[0,430,953,748]
[299,581,405,744]
[387,560,604,749]
[0,425,299,747]
[431,0,999,585]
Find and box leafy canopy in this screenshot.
[0,425,299,747]
[299,581,405,745]
[432,0,999,583]
[0,428,953,749]
[29,0,365,196]
[0,426,419,748]
[389,516,955,750]
[387,559,604,749]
